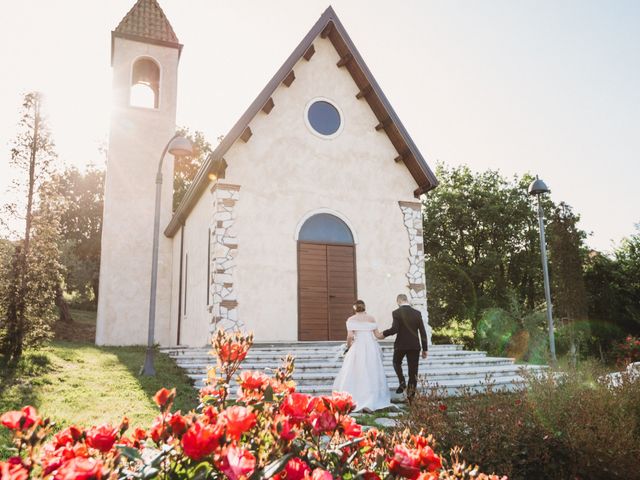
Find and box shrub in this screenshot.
[401,364,640,480]
[612,335,640,368]
[0,330,504,479]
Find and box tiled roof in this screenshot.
[114,0,179,45]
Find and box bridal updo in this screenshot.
[353,300,366,312]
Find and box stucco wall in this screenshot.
[96,38,178,346]
[172,187,215,347]
[215,36,421,341]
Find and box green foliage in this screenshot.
[0,341,198,459]
[173,128,216,211]
[0,92,64,363]
[50,166,104,307]
[402,363,640,479]
[423,164,546,333]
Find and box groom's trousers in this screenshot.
[392,348,420,390]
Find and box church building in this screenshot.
[96,0,438,347]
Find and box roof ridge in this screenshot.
[165,6,437,237]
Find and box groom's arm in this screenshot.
[417,314,428,352]
[382,312,399,337]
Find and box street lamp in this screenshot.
[528,176,557,364]
[142,133,194,376]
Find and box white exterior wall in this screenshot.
[173,187,215,347]
[217,37,420,341]
[96,38,178,346]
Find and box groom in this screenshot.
[382,294,429,399]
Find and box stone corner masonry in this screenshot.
[398,201,432,344]
[209,183,243,333]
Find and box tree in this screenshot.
[51,166,104,308]
[173,128,216,210]
[0,92,63,363]
[422,164,545,333]
[547,202,589,362]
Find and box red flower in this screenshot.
[0,406,39,431]
[0,457,29,480]
[181,421,222,461]
[362,473,381,480]
[53,426,83,448]
[86,424,118,453]
[438,404,447,412]
[416,473,439,480]
[330,391,355,414]
[54,457,103,480]
[284,458,311,480]
[417,445,442,472]
[41,444,88,476]
[281,393,311,424]
[273,414,297,441]
[153,388,176,410]
[168,412,188,436]
[388,445,421,479]
[221,406,256,440]
[200,385,225,400]
[149,415,167,444]
[340,415,362,438]
[217,446,256,480]
[310,468,333,480]
[218,342,249,363]
[239,370,269,391]
[309,410,338,435]
[202,405,219,424]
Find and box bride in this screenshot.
[333,300,393,412]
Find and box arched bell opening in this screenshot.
[130,57,160,108]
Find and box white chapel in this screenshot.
[96,0,438,347]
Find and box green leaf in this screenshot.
[192,462,213,480]
[264,384,274,402]
[116,444,143,461]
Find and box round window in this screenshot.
[306,99,342,137]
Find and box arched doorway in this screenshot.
[297,213,357,341]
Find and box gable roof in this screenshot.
[165,6,438,237]
[112,0,182,62]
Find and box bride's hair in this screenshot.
[353,300,366,312]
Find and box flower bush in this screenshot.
[0,330,504,479]
[612,335,640,368]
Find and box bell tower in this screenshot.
[96,0,182,345]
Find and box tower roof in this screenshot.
[112,0,181,57]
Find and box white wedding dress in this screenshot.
[332,314,393,411]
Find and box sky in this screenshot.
[0,0,638,252]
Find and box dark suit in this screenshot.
[383,305,428,393]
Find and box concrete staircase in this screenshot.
[161,342,545,397]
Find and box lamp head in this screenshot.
[528,176,550,196]
[168,136,194,157]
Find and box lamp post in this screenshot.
[528,176,557,364]
[142,133,194,376]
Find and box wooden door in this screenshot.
[298,242,356,341]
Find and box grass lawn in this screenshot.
[0,310,199,459]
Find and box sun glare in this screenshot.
[130,83,156,109]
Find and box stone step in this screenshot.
[167,351,489,363]
[191,374,529,397]
[186,365,544,387]
[178,358,518,374]
[163,343,542,398]
[161,343,463,354]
